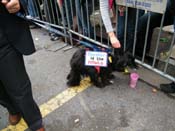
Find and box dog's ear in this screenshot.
[114,48,124,56]
[112,55,126,72]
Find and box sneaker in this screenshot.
[160,82,175,93]
[50,33,60,41]
[26,15,33,20]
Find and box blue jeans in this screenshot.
[44,0,61,25]
[61,0,74,28]
[117,8,144,52]
[27,0,37,17]
[136,0,174,55]
[75,0,94,38]
[174,16,175,32]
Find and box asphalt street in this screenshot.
[0,28,175,131]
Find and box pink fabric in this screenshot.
[109,0,113,9]
[95,66,100,74]
[59,0,63,6]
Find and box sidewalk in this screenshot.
[0,28,175,131]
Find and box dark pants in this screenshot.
[44,0,61,25]
[75,0,94,38]
[117,8,144,52]
[32,0,43,20]
[0,38,42,130]
[174,16,175,31]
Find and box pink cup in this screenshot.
[129,73,139,88]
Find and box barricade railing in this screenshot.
[26,0,175,82]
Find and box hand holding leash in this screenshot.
[108,32,121,48]
[1,0,20,13]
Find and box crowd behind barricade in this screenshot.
[16,0,175,89]
[26,0,98,42]
[0,1,175,131]
[26,0,174,54]
[26,0,175,91]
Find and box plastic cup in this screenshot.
[129,73,139,88]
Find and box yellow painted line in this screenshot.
[1,77,91,131]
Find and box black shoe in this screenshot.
[50,33,60,41]
[160,82,175,93]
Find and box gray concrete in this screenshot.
[0,28,175,131]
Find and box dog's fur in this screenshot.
[67,48,137,88]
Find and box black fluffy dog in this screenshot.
[67,48,137,88]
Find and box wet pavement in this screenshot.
[0,28,175,131]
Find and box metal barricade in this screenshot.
[26,0,175,81]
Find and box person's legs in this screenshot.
[27,0,37,17]
[32,0,43,20]
[135,12,162,56]
[75,0,94,37]
[0,81,21,125]
[117,11,125,48]
[136,1,174,56]
[44,0,60,24]
[0,46,43,131]
[117,8,144,52]
[0,30,18,115]
[61,0,73,27]
[0,81,20,115]
[126,8,144,52]
[81,0,94,38]
[174,16,175,32]
[115,13,125,55]
[75,0,83,30]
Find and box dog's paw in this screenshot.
[103,80,113,86]
[67,74,70,80]
[129,62,138,69]
[93,82,105,88]
[109,74,115,79]
[67,81,80,87]
[96,85,106,88]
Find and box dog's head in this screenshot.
[112,52,138,72]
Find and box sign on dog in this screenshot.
[85,51,108,67]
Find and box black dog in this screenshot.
[67,48,137,88]
[112,50,138,72]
